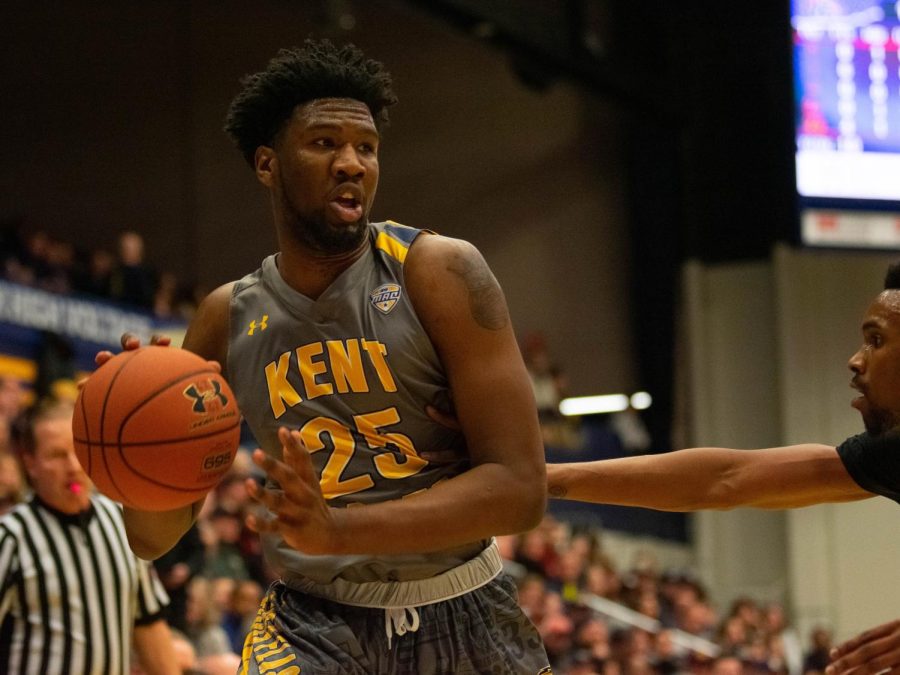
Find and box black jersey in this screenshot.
[837,431,900,503]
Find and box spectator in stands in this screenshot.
[110,230,156,309]
[521,331,579,448]
[198,652,242,675]
[34,331,76,401]
[711,656,743,675]
[184,576,232,658]
[516,527,555,576]
[0,450,24,513]
[764,602,803,675]
[152,271,179,319]
[517,573,549,624]
[550,547,589,602]
[0,376,25,424]
[651,629,684,674]
[154,522,205,634]
[522,332,565,414]
[201,507,250,580]
[209,577,236,621]
[718,615,748,657]
[37,236,74,294]
[221,579,263,654]
[583,560,622,602]
[574,617,612,666]
[540,605,576,672]
[75,247,115,299]
[19,230,51,284]
[802,626,832,674]
[634,590,661,622]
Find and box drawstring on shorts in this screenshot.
[384,606,420,649]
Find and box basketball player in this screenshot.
[543,261,900,675]
[0,400,177,674]
[108,40,550,674]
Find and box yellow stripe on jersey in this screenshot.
[375,230,409,264]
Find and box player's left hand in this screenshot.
[244,427,345,555]
[827,618,900,674]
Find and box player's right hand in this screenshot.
[83,334,183,392]
[94,332,172,367]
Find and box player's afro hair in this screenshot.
[224,39,398,167]
[885,262,900,290]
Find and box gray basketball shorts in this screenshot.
[239,574,552,675]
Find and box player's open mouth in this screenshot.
[329,195,362,223]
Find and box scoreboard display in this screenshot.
[792,0,900,246]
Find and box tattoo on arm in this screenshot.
[548,483,568,499]
[447,245,508,331]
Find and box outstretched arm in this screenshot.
[246,234,546,554]
[546,444,872,511]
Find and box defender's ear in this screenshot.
[255,146,277,188]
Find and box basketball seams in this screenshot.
[73,421,241,448]
[115,366,223,438]
[76,347,240,510]
[113,359,233,505]
[77,397,92,475]
[97,349,142,503]
[115,426,239,494]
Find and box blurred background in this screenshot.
[1,1,899,673]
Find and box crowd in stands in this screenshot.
[0,217,204,321]
[0,380,836,675]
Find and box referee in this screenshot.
[0,400,178,674]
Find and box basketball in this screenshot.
[73,346,241,511]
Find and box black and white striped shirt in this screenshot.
[0,493,169,675]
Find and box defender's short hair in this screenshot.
[884,262,900,290]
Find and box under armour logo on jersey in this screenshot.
[370,284,401,314]
[183,379,228,414]
[248,315,268,335]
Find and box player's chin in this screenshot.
[318,222,367,252]
[325,215,366,233]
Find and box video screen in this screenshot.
[793,0,900,203]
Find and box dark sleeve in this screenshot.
[837,432,900,504]
[133,559,170,626]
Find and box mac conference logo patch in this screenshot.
[370,283,401,314]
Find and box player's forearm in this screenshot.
[332,461,546,554]
[546,449,747,511]
[124,497,205,560]
[547,444,861,511]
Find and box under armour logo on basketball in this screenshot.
[248,315,269,335]
[183,380,229,414]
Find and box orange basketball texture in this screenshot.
[73,346,240,511]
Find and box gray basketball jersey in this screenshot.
[227,221,486,589]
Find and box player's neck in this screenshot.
[276,238,369,300]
